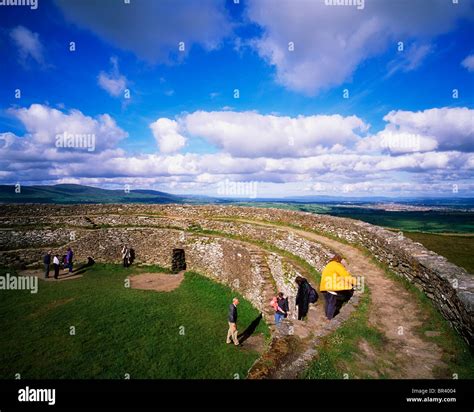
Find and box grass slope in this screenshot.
[0,264,268,379]
[302,288,388,379]
[235,202,474,234]
[0,184,181,204]
[403,232,474,274]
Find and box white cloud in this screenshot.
[9,104,127,151]
[1,105,473,197]
[356,107,474,155]
[357,131,439,154]
[179,110,369,158]
[382,107,474,152]
[10,26,45,66]
[149,118,187,154]
[461,54,474,72]
[55,0,232,63]
[246,0,474,94]
[98,57,127,97]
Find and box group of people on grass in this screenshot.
[43,247,74,279]
[42,245,134,280]
[226,254,357,346]
[43,245,354,348]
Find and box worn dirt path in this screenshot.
[235,219,448,378]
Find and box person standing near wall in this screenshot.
[122,245,131,267]
[295,276,312,320]
[43,250,51,279]
[320,255,357,321]
[226,298,240,346]
[53,254,60,280]
[65,247,74,273]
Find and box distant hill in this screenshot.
[0,184,185,204]
[1,184,473,208]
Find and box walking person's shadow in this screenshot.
[237,313,263,344]
[63,257,95,278]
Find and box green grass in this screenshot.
[234,202,474,233]
[0,264,268,379]
[403,232,474,274]
[302,288,389,379]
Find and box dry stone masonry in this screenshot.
[0,204,472,347]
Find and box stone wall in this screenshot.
[0,203,472,346]
[196,206,474,347]
[0,223,305,315]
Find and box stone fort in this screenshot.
[0,203,472,354]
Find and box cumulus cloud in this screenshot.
[9,104,128,151]
[55,0,232,63]
[1,105,473,197]
[177,110,369,158]
[382,107,474,152]
[10,26,45,66]
[149,118,187,154]
[357,107,474,154]
[461,53,474,72]
[246,0,474,94]
[98,57,127,97]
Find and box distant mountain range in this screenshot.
[0,184,187,204]
[0,184,473,206]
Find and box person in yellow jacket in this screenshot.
[320,255,357,320]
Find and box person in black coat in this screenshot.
[226,298,240,346]
[43,251,51,278]
[295,276,311,320]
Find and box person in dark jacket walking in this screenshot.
[226,298,240,346]
[295,276,311,320]
[43,251,51,278]
[65,247,74,273]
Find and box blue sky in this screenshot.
[0,0,473,198]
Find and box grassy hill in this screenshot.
[0,184,183,204]
[403,232,474,274]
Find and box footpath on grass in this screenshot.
[161,214,452,379]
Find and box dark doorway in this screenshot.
[172,248,186,274]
